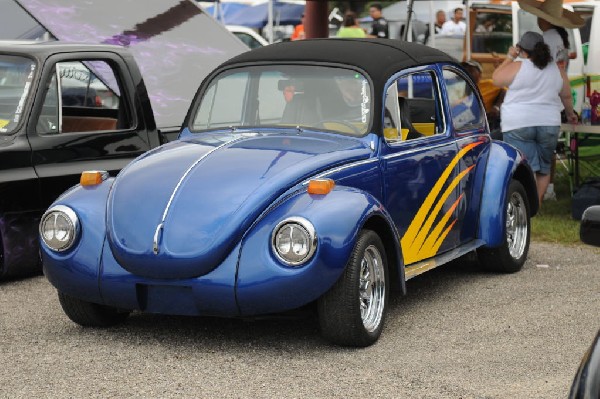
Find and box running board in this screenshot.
[404,239,485,280]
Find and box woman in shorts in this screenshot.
[492,31,577,206]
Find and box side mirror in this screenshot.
[580,205,600,246]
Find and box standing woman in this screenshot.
[518,0,585,70]
[493,31,577,205]
[336,11,366,38]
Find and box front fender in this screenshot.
[41,179,114,303]
[479,142,538,248]
[236,186,400,316]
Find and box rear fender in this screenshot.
[236,186,404,316]
[479,142,538,248]
[41,179,114,303]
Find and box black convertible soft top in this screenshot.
[221,38,458,89]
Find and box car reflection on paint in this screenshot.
[40,39,539,347]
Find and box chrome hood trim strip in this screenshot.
[152,137,244,254]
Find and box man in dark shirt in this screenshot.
[368,3,389,38]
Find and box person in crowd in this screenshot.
[518,0,585,70]
[461,60,505,138]
[434,10,446,34]
[368,3,389,38]
[492,31,577,205]
[337,11,366,38]
[291,13,306,41]
[440,7,466,35]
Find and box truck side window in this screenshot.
[37,60,131,134]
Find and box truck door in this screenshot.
[27,53,152,208]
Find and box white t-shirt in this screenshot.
[440,20,466,35]
[543,29,568,64]
[501,58,563,132]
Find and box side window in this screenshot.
[37,59,131,134]
[471,12,513,55]
[385,70,441,143]
[443,69,485,131]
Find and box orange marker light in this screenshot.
[307,179,335,195]
[80,171,108,186]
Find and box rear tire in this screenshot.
[58,292,130,327]
[477,179,530,273]
[318,230,388,347]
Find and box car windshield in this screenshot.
[192,65,371,136]
[0,55,36,133]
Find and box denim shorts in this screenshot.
[503,126,560,174]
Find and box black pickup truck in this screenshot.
[0,0,247,279]
[0,43,170,278]
[0,38,248,278]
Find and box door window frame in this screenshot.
[382,65,447,147]
[28,52,137,137]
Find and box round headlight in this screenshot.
[39,205,80,252]
[272,217,317,266]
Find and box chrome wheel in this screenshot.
[359,244,385,332]
[477,180,530,273]
[506,190,528,260]
[318,230,388,346]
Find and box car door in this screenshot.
[26,53,152,208]
[441,66,490,245]
[380,66,461,268]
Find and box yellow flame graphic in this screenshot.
[401,142,481,264]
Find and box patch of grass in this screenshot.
[531,154,599,245]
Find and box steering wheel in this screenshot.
[316,120,361,135]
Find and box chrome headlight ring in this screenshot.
[39,205,80,252]
[271,217,317,266]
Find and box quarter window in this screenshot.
[443,69,485,131]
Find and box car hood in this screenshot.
[107,132,372,279]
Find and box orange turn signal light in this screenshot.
[307,178,335,195]
[80,170,108,186]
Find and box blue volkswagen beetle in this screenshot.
[40,39,538,346]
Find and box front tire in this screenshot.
[478,179,531,273]
[318,230,388,347]
[58,292,130,327]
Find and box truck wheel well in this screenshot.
[362,216,403,293]
[513,164,539,216]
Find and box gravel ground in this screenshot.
[1,241,599,399]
